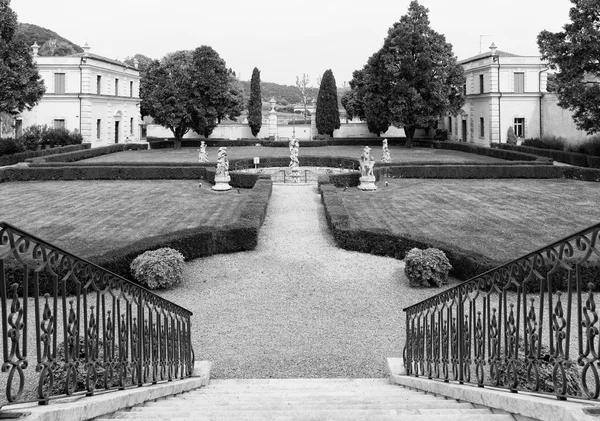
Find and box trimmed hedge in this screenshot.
[0,144,91,167]
[26,143,148,164]
[91,178,272,281]
[430,140,548,162]
[377,165,561,179]
[493,143,595,167]
[319,184,499,281]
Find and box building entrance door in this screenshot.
[461,120,467,142]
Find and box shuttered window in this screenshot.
[514,118,525,137]
[54,119,65,129]
[480,117,485,137]
[54,73,65,94]
[479,75,484,93]
[514,73,525,93]
[448,116,452,133]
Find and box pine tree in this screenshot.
[315,69,340,137]
[248,67,262,137]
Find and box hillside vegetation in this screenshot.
[14,23,82,56]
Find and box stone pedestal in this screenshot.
[268,98,278,139]
[358,175,377,191]
[212,175,231,191]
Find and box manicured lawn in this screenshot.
[0,180,248,258]
[340,178,600,263]
[80,145,507,164]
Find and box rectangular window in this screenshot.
[479,74,484,93]
[479,117,485,137]
[97,75,102,94]
[96,119,101,139]
[130,118,134,135]
[463,83,467,95]
[514,118,525,137]
[448,116,452,133]
[130,81,133,97]
[54,73,65,94]
[514,72,525,93]
[115,78,119,96]
[54,119,65,129]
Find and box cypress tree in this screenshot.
[315,69,340,137]
[248,67,262,137]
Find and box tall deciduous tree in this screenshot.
[538,0,600,134]
[380,1,465,147]
[344,1,464,146]
[315,69,340,137]
[295,73,311,123]
[248,67,262,137]
[0,0,45,116]
[141,46,242,148]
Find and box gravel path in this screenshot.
[158,185,447,378]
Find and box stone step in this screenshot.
[96,412,515,421]
[143,396,447,405]
[134,405,492,413]
[136,402,481,411]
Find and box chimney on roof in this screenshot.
[133,58,139,69]
[83,42,90,56]
[489,42,497,56]
[31,41,39,58]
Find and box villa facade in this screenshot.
[14,43,143,147]
[442,44,587,145]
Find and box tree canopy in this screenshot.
[315,69,340,137]
[538,0,600,134]
[248,67,262,137]
[0,0,45,116]
[342,1,465,145]
[141,46,243,147]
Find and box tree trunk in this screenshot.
[171,128,182,149]
[405,126,416,148]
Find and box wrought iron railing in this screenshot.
[403,222,600,400]
[0,222,194,409]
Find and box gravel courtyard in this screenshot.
[157,185,452,379]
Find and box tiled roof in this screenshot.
[459,50,521,64]
[69,52,135,69]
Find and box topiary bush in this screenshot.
[0,138,23,156]
[506,127,518,145]
[404,247,452,287]
[130,248,185,289]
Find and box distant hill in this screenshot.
[14,23,83,56]
[239,80,320,106]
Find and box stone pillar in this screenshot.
[268,98,277,139]
[310,112,317,140]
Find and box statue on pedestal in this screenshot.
[358,146,377,191]
[198,141,209,163]
[381,138,391,163]
[212,147,231,191]
[289,137,300,182]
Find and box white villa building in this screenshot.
[442,43,587,145]
[14,43,143,147]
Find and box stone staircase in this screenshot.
[95,378,517,421]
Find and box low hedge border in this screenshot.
[318,165,600,183]
[423,140,550,163]
[91,178,273,282]
[319,184,500,281]
[0,144,91,167]
[5,177,273,294]
[0,165,266,187]
[26,143,148,164]
[493,143,600,168]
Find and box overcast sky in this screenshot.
[13,0,572,86]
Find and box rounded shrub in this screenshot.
[404,247,452,287]
[130,247,185,289]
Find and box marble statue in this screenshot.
[212,147,231,191]
[198,141,209,163]
[381,138,391,163]
[358,145,377,191]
